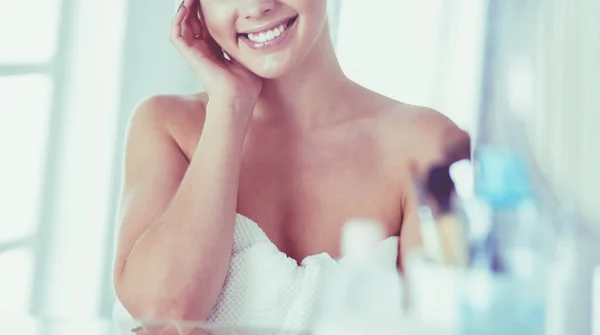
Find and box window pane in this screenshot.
[0,75,52,243]
[0,248,34,314]
[0,0,62,63]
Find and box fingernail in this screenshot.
[177,1,184,12]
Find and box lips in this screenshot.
[237,16,299,51]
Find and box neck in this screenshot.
[254,27,354,130]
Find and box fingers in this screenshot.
[170,3,187,49]
[186,0,202,37]
[171,0,199,49]
[181,0,199,38]
[180,0,196,42]
[194,1,225,61]
[197,1,209,40]
[228,58,256,78]
[207,40,225,61]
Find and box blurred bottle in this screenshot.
[311,219,404,335]
[458,146,548,335]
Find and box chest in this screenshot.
[235,131,405,262]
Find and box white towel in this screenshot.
[113,214,399,332]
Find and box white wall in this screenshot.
[334,0,487,133]
[518,0,600,225]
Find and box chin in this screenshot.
[252,69,289,80]
[246,57,299,80]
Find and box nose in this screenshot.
[239,0,276,19]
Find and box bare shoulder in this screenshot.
[129,92,209,132]
[127,92,209,159]
[374,98,471,170]
[389,102,466,139]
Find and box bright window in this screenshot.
[0,0,60,315]
[0,75,53,244]
[0,0,62,64]
[0,248,35,314]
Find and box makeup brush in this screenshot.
[424,164,469,267]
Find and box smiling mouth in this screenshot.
[237,16,298,46]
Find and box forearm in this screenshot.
[117,101,251,322]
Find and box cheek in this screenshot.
[297,2,328,39]
[205,19,231,45]
[298,0,327,20]
[201,6,236,45]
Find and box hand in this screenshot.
[170,0,263,105]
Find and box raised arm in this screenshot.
[113,95,253,322]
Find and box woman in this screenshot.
[112,0,469,330]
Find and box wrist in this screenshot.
[208,94,257,113]
[204,100,253,139]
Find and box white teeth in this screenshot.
[245,21,290,43]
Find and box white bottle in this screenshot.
[311,219,404,335]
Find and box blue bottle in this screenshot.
[459,147,548,335]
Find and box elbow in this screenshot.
[113,268,202,323]
[113,267,146,319]
[113,265,155,321]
